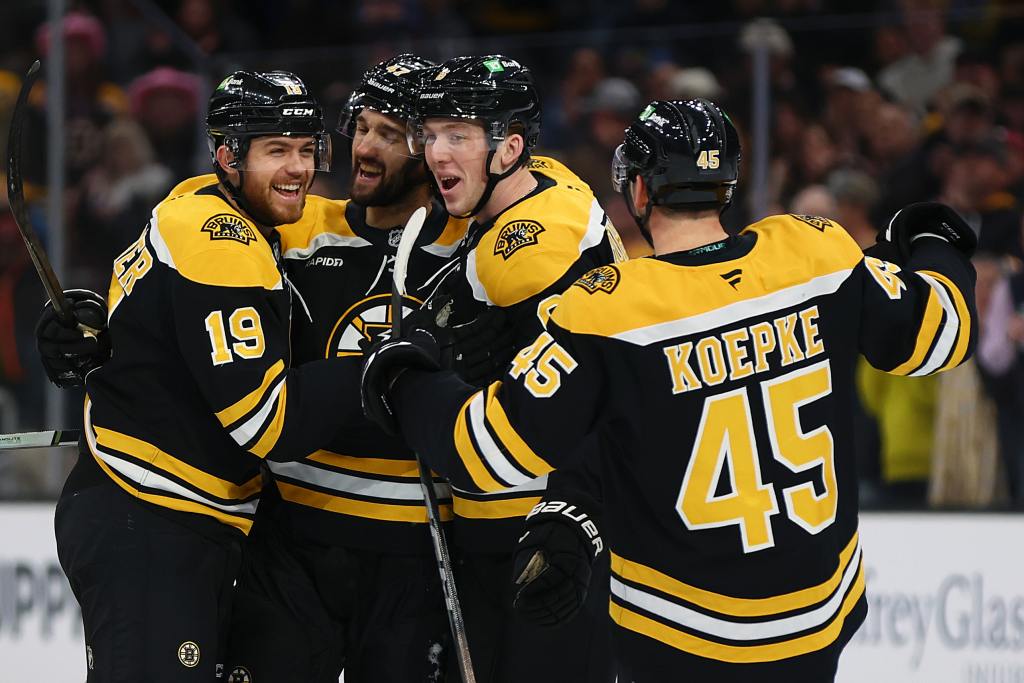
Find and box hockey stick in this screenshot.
[6,60,99,336]
[0,429,80,451]
[392,206,478,683]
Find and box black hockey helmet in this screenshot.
[411,54,541,150]
[612,98,740,242]
[206,70,331,172]
[339,54,436,138]
[410,54,542,218]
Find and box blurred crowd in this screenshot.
[0,0,1022,509]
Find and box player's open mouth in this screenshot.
[439,176,461,192]
[272,183,302,200]
[356,164,383,183]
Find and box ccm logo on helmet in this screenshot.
[282,107,314,116]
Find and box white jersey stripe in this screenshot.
[611,268,856,346]
[283,231,372,260]
[230,378,285,446]
[267,460,452,501]
[468,392,534,487]
[909,273,960,377]
[610,541,862,642]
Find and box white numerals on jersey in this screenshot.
[864,256,906,300]
[204,307,266,366]
[677,360,837,553]
[510,332,578,398]
[696,149,720,170]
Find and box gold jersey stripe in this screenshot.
[454,391,505,492]
[609,565,865,664]
[921,270,971,371]
[276,481,452,523]
[452,494,542,520]
[890,283,944,376]
[91,451,254,533]
[483,381,554,478]
[306,450,424,478]
[215,360,285,428]
[93,425,263,501]
[610,533,859,618]
[249,381,287,458]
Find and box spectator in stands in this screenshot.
[128,66,201,179]
[878,4,961,114]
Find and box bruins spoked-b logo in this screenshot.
[202,213,258,245]
[574,265,620,295]
[228,666,253,682]
[494,220,545,259]
[326,293,422,358]
[790,214,834,232]
[178,641,200,668]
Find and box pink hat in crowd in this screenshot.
[34,11,107,62]
[128,67,201,118]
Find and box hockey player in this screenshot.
[222,54,479,683]
[400,54,626,681]
[40,70,370,682]
[361,99,978,681]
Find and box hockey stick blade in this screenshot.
[0,429,80,451]
[389,205,477,683]
[7,60,99,336]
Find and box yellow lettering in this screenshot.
[664,342,703,394]
[799,306,824,358]
[696,337,727,386]
[750,322,776,373]
[774,313,805,366]
[722,328,753,381]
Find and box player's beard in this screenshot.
[350,155,429,208]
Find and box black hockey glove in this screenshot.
[449,306,518,386]
[35,289,111,388]
[360,328,441,436]
[879,202,978,262]
[512,499,604,627]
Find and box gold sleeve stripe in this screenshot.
[921,270,971,371]
[482,382,555,478]
[610,532,859,617]
[276,481,453,523]
[215,360,285,428]
[453,391,505,492]
[93,425,263,500]
[889,284,944,376]
[306,451,424,478]
[90,452,254,534]
[249,381,287,458]
[452,494,542,520]
[609,565,865,664]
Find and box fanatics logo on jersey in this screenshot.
[574,265,620,294]
[720,268,742,289]
[790,214,834,232]
[202,214,257,245]
[178,641,200,668]
[494,220,545,259]
[228,666,253,682]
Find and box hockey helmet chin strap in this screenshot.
[216,136,313,229]
[625,175,656,248]
[453,139,528,220]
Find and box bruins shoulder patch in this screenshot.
[790,214,834,232]
[573,265,620,295]
[528,158,553,170]
[494,220,545,259]
[202,213,258,245]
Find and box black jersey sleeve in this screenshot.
[393,317,605,493]
[858,238,977,376]
[170,253,362,463]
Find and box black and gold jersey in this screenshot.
[394,214,976,674]
[435,155,626,550]
[271,195,468,551]
[82,175,361,538]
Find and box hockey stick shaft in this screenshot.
[392,207,477,683]
[0,429,80,450]
[7,60,99,336]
